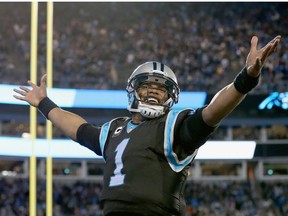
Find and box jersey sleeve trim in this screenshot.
[99,121,111,157]
[164,109,198,172]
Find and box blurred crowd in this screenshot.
[0,179,287,216]
[185,180,288,216]
[0,2,287,93]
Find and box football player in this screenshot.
[14,35,281,216]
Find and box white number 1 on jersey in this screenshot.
[109,138,129,187]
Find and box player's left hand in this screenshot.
[246,35,281,77]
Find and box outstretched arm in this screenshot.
[202,35,281,126]
[13,74,87,141]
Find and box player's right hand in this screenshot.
[13,74,48,108]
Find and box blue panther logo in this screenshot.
[258,92,288,110]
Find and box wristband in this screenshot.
[233,67,260,94]
[38,97,58,119]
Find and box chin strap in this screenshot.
[127,91,174,118]
[127,101,165,118]
[137,102,165,118]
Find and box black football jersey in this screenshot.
[77,108,215,216]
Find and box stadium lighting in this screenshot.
[0,137,256,160]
